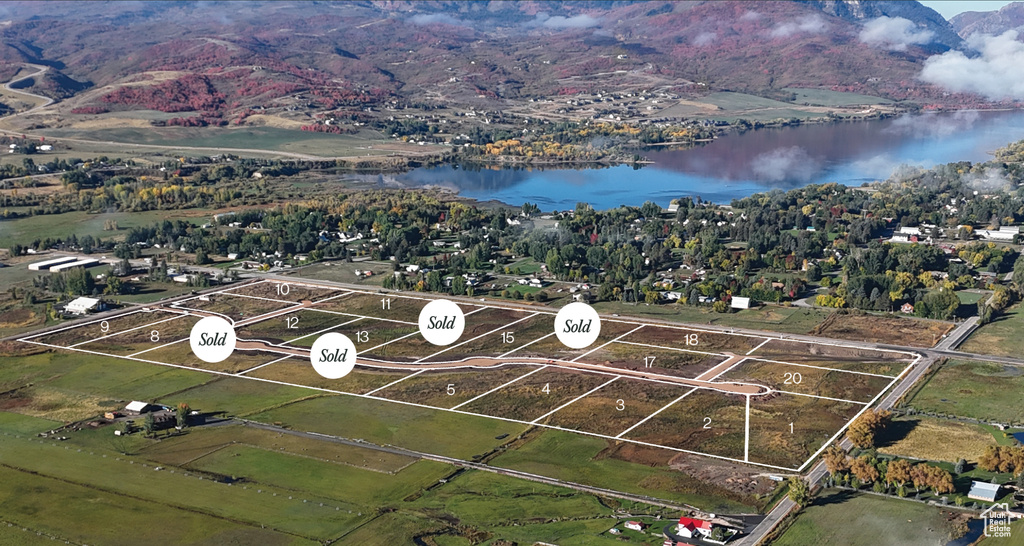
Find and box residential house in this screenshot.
[677,516,713,539]
[969,481,1001,503]
[65,297,106,315]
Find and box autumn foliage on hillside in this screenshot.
[102,74,224,112]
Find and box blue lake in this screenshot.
[393,110,1024,209]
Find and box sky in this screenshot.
[919,1,1016,20]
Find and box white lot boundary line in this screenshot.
[365,369,426,395]
[530,376,620,424]
[168,303,236,325]
[744,394,751,463]
[498,332,556,358]
[702,356,748,382]
[316,283,921,359]
[744,357,897,379]
[69,312,189,348]
[614,340,727,358]
[222,291,308,306]
[311,290,354,305]
[128,337,188,358]
[234,302,307,328]
[305,307,419,326]
[416,312,540,363]
[746,338,773,355]
[18,307,171,341]
[615,387,698,439]
[773,390,868,406]
[571,325,646,362]
[450,365,550,410]
[19,338,798,472]
[362,331,422,353]
[794,354,919,472]
[282,317,364,346]
[215,278,272,295]
[236,354,293,376]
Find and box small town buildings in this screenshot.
[624,521,646,531]
[900,303,915,314]
[50,258,100,273]
[677,516,713,539]
[730,296,751,310]
[65,297,106,315]
[969,481,1001,503]
[124,401,156,415]
[27,256,78,271]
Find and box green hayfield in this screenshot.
[782,88,893,107]
[187,444,449,508]
[157,376,316,417]
[773,489,965,546]
[250,395,528,460]
[0,466,311,546]
[0,209,208,249]
[961,302,1024,357]
[490,428,756,513]
[592,301,831,334]
[0,425,367,541]
[905,359,1024,425]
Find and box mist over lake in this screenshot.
[393,110,1024,209]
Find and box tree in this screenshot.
[886,458,913,489]
[175,402,191,429]
[847,409,891,449]
[143,412,155,436]
[954,458,966,475]
[851,455,880,485]
[823,444,850,475]
[787,477,811,506]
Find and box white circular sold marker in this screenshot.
[310,332,357,379]
[555,302,601,349]
[189,316,236,363]
[418,299,466,346]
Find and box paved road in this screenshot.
[935,316,980,351]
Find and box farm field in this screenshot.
[772,489,968,546]
[960,302,1024,357]
[878,416,994,463]
[903,359,1024,425]
[14,278,912,472]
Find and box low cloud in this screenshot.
[740,11,761,22]
[920,30,1024,100]
[409,13,463,26]
[531,12,600,29]
[769,15,827,38]
[859,16,934,51]
[884,110,980,138]
[963,166,1013,192]
[693,31,716,46]
[751,146,820,183]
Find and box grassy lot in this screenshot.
[592,301,832,334]
[0,465,311,546]
[956,291,986,305]
[491,428,757,513]
[0,415,368,541]
[773,489,969,546]
[782,88,892,107]
[156,376,316,418]
[961,303,1024,357]
[0,209,209,249]
[250,395,528,460]
[878,416,995,463]
[904,359,1024,425]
